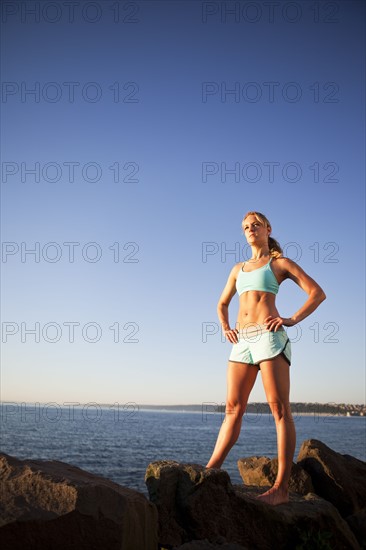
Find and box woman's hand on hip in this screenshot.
[224,328,239,343]
[264,316,296,331]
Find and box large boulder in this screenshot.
[174,542,247,550]
[237,456,314,495]
[0,453,158,550]
[145,460,360,549]
[345,508,366,549]
[297,439,366,517]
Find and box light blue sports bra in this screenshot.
[236,257,279,296]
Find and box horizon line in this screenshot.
[0,400,365,407]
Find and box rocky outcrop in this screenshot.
[1,439,365,550]
[174,542,247,549]
[237,456,314,495]
[297,439,366,549]
[0,453,158,550]
[145,460,360,549]
[297,439,366,517]
[346,508,366,548]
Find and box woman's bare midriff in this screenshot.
[236,291,279,329]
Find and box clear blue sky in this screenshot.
[1,1,365,406]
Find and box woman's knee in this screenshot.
[225,400,246,420]
[268,400,292,422]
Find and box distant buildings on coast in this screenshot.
[342,404,365,417]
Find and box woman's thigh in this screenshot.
[259,354,291,405]
[226,361,259,408]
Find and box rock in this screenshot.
[346,509,366,548]
[145,460,360,549]
[237,456,314,495]
[0,452,158,550]
[173,541,247,550]
[297,439,366,517]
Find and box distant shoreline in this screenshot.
[138,409,364,418]
[1,402,364,418]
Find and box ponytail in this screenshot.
[268,236,283,258]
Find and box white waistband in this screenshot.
[237,324,284,336]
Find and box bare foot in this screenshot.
[255,485,289,506]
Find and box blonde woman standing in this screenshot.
[206,211,326,505]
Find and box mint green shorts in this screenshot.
[228,324,291,367]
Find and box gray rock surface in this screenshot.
[346,508,366,548]
[237,456,314,495]
[0,453,158,550]
[2,438,365,550]
[297,439,366,517]
[173,541,247,550]
[145,460,360,549]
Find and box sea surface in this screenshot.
[1,404,365,497]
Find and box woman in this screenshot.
[205,211,326,505]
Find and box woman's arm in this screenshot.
[217,264,240,342]
[217,302,231,332]
[265,258,326,331]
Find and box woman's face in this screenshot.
[243,215,270,244]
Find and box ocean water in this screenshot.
[1,405,365,497]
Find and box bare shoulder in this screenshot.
[271,256,296,274]
[224,262,242,282]
[271,256,325,295]
[271,256,305,282]
[233,261,245,277]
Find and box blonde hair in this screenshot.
[241,211,283,259]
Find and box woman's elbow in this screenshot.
[317,289,326,302]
